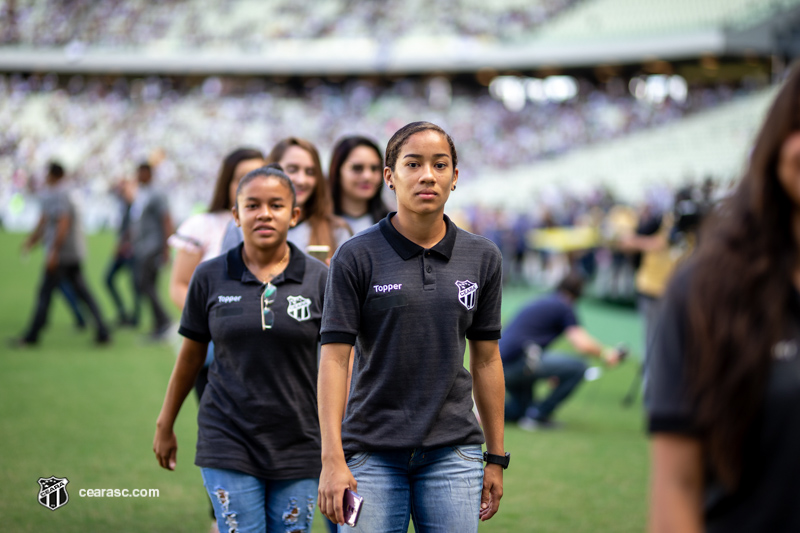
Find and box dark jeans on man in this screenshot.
[504,351,587,422]
[23,263,109,343]
[105,254,139,325]
[133,253,171,335]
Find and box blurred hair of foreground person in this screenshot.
[647,63,800,533]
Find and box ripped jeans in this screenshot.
[201,467,318,533]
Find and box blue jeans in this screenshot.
[201,467,318,533]
[504,351,587,421]
[343,445,484,533]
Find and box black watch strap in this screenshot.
[483,451,510,469]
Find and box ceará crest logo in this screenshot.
[455,280,478,310]
[38,476,69,511]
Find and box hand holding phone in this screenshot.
[343,489,364,527]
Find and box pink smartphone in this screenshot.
[343,489,364,527]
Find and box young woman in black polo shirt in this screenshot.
[154,164,327,533]
[317,122,507,531]
[648,64,800,532]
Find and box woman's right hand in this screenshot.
[153,427,178,471]
[318,457,357,525]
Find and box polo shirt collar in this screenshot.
[225,241,306,284]
[378,212,456,261]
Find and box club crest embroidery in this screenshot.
[455,280,478,310]
[286,295,312,322]
[38,476,69,511]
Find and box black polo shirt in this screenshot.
[179,242,327,480]
[648,264,800,532]
[321,213,503,453]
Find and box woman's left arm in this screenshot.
[649,434,703,533]
[470,338,505,521]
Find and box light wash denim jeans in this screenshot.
[342,445,484,533]
[201,467,318,533]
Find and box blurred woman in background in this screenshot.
[648,64,800,532]
[328,135,390,236]
[267,137,350,261]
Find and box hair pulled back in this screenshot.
[384,122,458,172]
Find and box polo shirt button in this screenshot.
[426,266,432,273]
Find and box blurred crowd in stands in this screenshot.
[0,0,576,48]
[0,72,750,229]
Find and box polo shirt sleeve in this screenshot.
[169,214,206,255]
[320,250,361,346]
[466,246,503,341]
[178,266,212,344]
[647,267,697,435]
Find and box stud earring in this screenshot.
[452,185,457,191]
[389,184,394,189]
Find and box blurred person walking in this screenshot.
[318,122,507,531]
[618,187,702,402]
[167,147,264,532]
[130,162,173,340]
[154,164,327,533]
[500,272,622,429]
[266,138,351,261]
[648,63,800,532]
[12,162,110,346]
[328,135,390,236]
[105,178,140,327]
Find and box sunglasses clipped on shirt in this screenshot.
[260,282,277,330]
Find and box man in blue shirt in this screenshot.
[500,273,621,429]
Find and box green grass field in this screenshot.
[0,231,649,532]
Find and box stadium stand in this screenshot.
[2,0,797,73]
[0,73,750,226]
[1,0,575,47]
[452,86,777,209]
[533,0,800,41]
